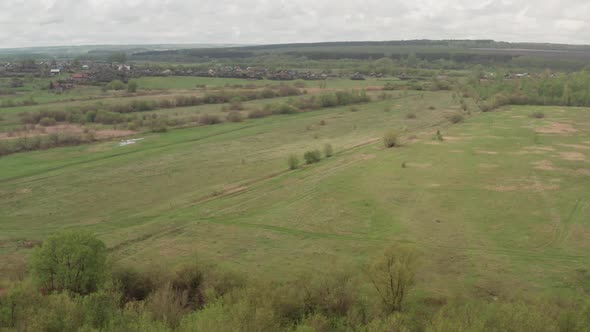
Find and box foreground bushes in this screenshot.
[31,232,107,295]
[2,231,590,331]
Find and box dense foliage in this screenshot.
[31,232,107,295]
[465,70,590,111]
[2,232,590,331]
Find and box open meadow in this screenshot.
[1,75,589,308]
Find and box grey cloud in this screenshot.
[0,0,590,48]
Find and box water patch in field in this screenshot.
[118,138,144,147]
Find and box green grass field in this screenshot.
[1,76,590,303]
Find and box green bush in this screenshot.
[226,111,243,123]
[304,149,322,164]
[288,154,300,170]
[146,283,189,328]
[383,82,397,90]
[112,265,158,303]
[127,80,138,93]
[170,264,206,310]
[150,119,168,132]
[324,143,333,158]
[229,100,244,111]
[108,80,126,91]
[199,114,222,125]
[448,113,464,123]
[31,231,107,295]
[383,130,399,148]
[248,109,272,119]
[434,130,444,141]
[367,245,417,313]
[39,117,57,126]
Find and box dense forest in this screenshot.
[129,40,590,71]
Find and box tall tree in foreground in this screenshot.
[31,231,107,295]
[367,245,418,313]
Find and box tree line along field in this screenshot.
[2,72,590,329]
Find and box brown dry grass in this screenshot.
[479,163,499,169]
[406,162,432,169]
[533,160,558,171]
[559,152,586,161]
[223,186,249,195]
[0,124,137,141]
[354,153,377,161]
[476,150,499,155]
[558,144,590,150]
[484,183,560,192]
[535,122,577,134]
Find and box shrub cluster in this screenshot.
[0,131,98,157]
[383,130,399,148]
[247,90,371,121]
[19,87,303,127]
[304,149,322,164]
[3,231,589,331]
[198,114,221,125]
[225,111,243,122]
[0,97,37,108]
[448,113,464,124]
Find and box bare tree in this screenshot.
[367,245,418,313]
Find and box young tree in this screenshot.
[288,154,300,170]
[127,80,138,93]
[108,80,126,91]
[323,143,333,158]
[303,150,322,164]
[31,231,107,295]
[383,130,399,148]
[367,245,418,313]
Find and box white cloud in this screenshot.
[0,0,589,48]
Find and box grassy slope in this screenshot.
[1,91,589,300]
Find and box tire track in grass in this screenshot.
[107,224,187,254]
[555,198,584,246]
[531,171,564,250]
[531,171,582,250]
[194,217,590,263]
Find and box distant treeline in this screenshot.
[19,85,301,125]
[131,40,590,71]
[466,70,590,111]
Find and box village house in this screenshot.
[350,72,366,80]
[117,65,131,72]
[71,73,89,84]
[50,79,74,92]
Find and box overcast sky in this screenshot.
[1,0,590,48]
